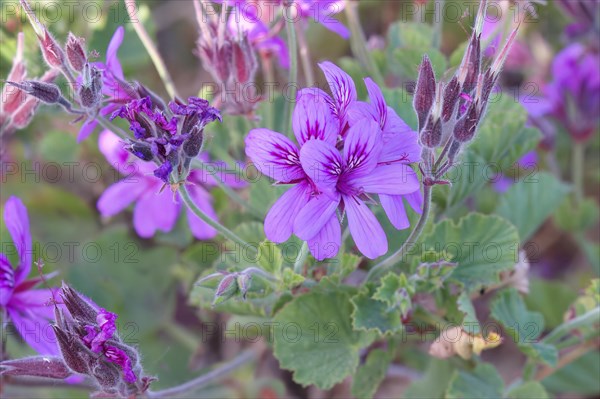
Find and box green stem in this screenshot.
[283,4,299,135]
[365,184,433,282]
[293,241,309,274]
[179,184,257,257]
[146,349,257,398]
[295,24,315,87]
[345,1,384,85]
[572,142,584,205]
[543,307,600,344]
[124,0,178,99]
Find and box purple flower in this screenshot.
[83,308,118,353]
[245,91,339,257]
[104,346,136,383]
[78,27,138,142]
[297,119,420,259]
[97,130,245,240]
[0,196,61,355]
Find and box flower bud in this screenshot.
[52,325,94,375]
[413,55,436,131]
[212,274,239,306]
[6,80,61,104]
[463,34,481,93]
[453,102,480,143]
[39,29,65,69]
[0,356,71,379]
[61,282,98,324]
[442,77,461,122]
[66,32,87,72]
[447,140,461,164]
[79,63,103,109]
[127,141,154,161]
[153,161,173,183]
[232,35,258,84]
[183,126,204,159]
[420,115,442,148]
[237,273,253,300]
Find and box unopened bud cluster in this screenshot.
[196,267,277,307]
[0,283,155,398]
[196,2,259,115]
[412,0,521,183]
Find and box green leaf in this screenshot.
[446,363,504,399]
[555,197,600,232]
[281,268,305,289]
[422,213,520,290]
[373,273,403,306]
[257,241,283,276]
[457,291,480,334]
[404,359,454,399]
[272,290,373,389]
[351,349,392,399]
[491,288,558,366]
[497,172,570,242]
[351,286,403,335]
[506,381,549,399]
[542,352,600,396]
[525,279,578,329]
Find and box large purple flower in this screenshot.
[97,130,245,240]
[245,92,339,257]
[297,119,420,259]
[78,27,137,142]
[0,197,60,355]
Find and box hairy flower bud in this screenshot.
[183,126,204,159]
[447,140,462,164]
[127,142,154,161]
[0,356,72,379]
[213,274,239,306]
[413,55,436,131]
[52,325,94,375]
[453,102,480,143]
[39,29,65,69]
[66,32,86,72]
[6,80,61,104]
[79,63,103,109]
[420,115,442,148]
[442,77,461,122]
[232,35,258,84]
[237,273,253,300]
[463,34,481,93]
[61,282,98,324]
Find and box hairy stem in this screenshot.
[96,116,130,140]
[543,307,600,344]
[365,184,433,282]
[296,24,315,87]
[124,0,178,99]
[345,1,384,85]
[293,241,309,275]
[283,3,299,134]
[179,184,257,257]
[146,349,257,398]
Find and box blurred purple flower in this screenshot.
[557,0,600,42]
[298,119,420,259]
[245,91,339,259]
[78,27,138,142]
[0,196,60,355]
[97,130,245,240]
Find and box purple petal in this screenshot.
[104,345,136,383]
[405,190,423,214]
[347,101,378,126]
[364,78,388,125]
[379,122,421,164]
[1,254,14,306]
[4,197,31,285]
[319,61,357,123]
[343,119,382,176]
[306,214,341,261]
[265,182,312,243]
[344,195,387,259]
[106,27,125,80]
[293,90,340,146]
[133,190,180,238]
[77,119,98,142]
[299,139,342,193]
[245,128,304,183]
[97,179,150,218]
[98,130,154,175]
[185,186,218,240]
[316,12,350,38]
[350,164,420,195]
[380,194,410,230]
[294,193,341,241]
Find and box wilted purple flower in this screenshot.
[297,119,420,259]
[0,196,61,355]
[97,130,245,240]
[245,91,339,257]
